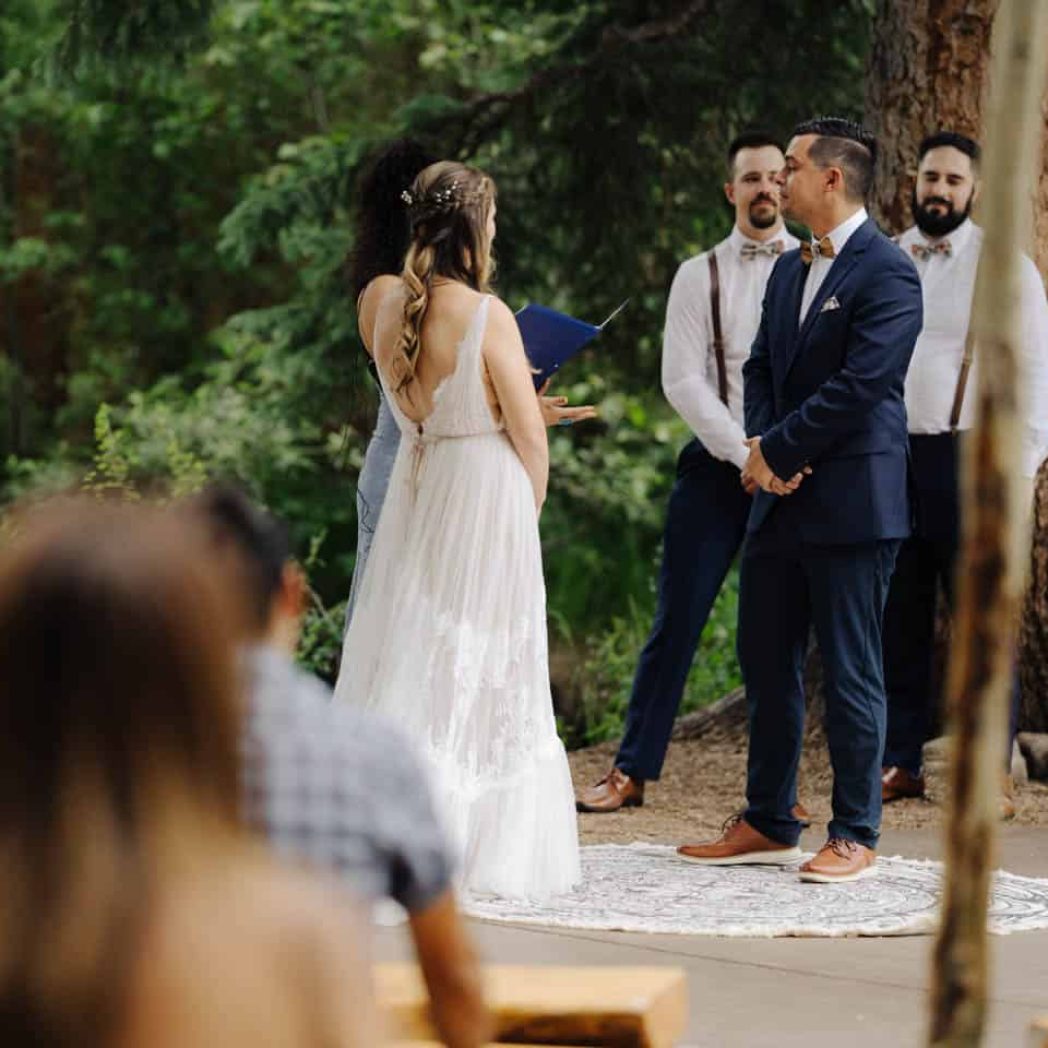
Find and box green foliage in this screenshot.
[0,0,873,723]
[54,0,214,71]
[568,566,743,749]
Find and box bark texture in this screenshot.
[1019,460,1048,732]
[928,4,1048,1044]
[865,0,999,234]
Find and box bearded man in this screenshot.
[881,131,1048,815]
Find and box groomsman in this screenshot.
[881,131,1048,811]
[679,118,923,882]
[576,131,799,814]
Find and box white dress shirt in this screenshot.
[798,207,869,325]
[897,219,1048,477]
[662,224,799,469]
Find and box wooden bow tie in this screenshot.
[740,241,785,259]
[800,236,835,264]
[910,239,952,260]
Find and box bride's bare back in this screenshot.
[373,280,502,426]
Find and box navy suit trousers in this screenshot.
[883,433,1020,773]
[739,533,900,849]
[616,440,751,782]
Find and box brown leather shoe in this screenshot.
[1000,773,1016,821]
[799,838,877,883]
[677,813,801,866]
[882,765,926,802]
[792,802,812,829]
[575,767,644,813]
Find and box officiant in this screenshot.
[576,131,800,814]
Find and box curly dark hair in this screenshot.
[347,138,439,299]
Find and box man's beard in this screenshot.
[912,187,973,237]
[748,197,779,230]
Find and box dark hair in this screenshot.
[918,130,980,166]
[347,138,439,298]
[187,484,291,634]
[792,116,876,201]
[727,130,784,177]
[0,498,243,1047]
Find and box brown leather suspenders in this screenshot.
[707,251,729,407]
[949,326,977,433]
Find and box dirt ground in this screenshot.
[569,722,1048,847]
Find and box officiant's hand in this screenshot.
[537,380,597,427]
[742,437,811,496]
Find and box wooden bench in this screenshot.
[1030,1016,1048,1047]
[378,963,688,1048]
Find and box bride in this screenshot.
[334,160,580,900]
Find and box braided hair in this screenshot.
[392,161,496,393]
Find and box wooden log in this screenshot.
[928,1,1048,1045]
[377,964,688,1048]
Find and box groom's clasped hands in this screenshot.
[740,436,812,496]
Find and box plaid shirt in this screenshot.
[241,646,452,912]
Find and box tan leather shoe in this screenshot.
[881,765,926,802]
[799,838,877,883]
[792,802,812,829]
[575,767,645,813]
[1000,773,1016,821]
[677,813,801,866]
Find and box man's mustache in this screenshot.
[922,197,953,209]
[751,195,777,206]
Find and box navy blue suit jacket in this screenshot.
[743,218,923,546]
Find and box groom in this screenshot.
[678,118,923,883]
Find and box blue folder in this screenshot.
[516,300,628,389]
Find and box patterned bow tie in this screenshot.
[800,236,836,265]
[740,240,785,260]
[910,239,952,260]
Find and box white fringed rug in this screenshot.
[461,843,1048,938]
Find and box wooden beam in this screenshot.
[377,964,688,1048]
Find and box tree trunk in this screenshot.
[1019,459,1048,732]
[865,0,999,234]
[1034,94,1048,277]
[865,0,1048,734]
[928,4,1048,1045]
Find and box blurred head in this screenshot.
[0,497,244,1046]
[912,131,980,238]
[394,161,497,391]
[348,138,439,298]
[779,117,876,232]
[724,131,785,236]
[185,484,303,652]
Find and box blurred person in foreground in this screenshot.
[189,483,490,1048]
[0,498,371,1047]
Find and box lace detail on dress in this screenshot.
[335,292,579,901]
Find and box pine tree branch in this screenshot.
[437,0,716,156]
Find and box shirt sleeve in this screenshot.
[661,258,749,469]
[368,723,454,912]
[1018,256,1048,478]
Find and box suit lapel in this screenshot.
[776,255,809,383]
[791,218,877,367]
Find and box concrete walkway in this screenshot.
[374,827,1048,1046]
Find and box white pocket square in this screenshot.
[820,296,841,313]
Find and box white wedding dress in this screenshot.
[334,295,580,900]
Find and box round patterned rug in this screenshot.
[461,843,1048,938]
